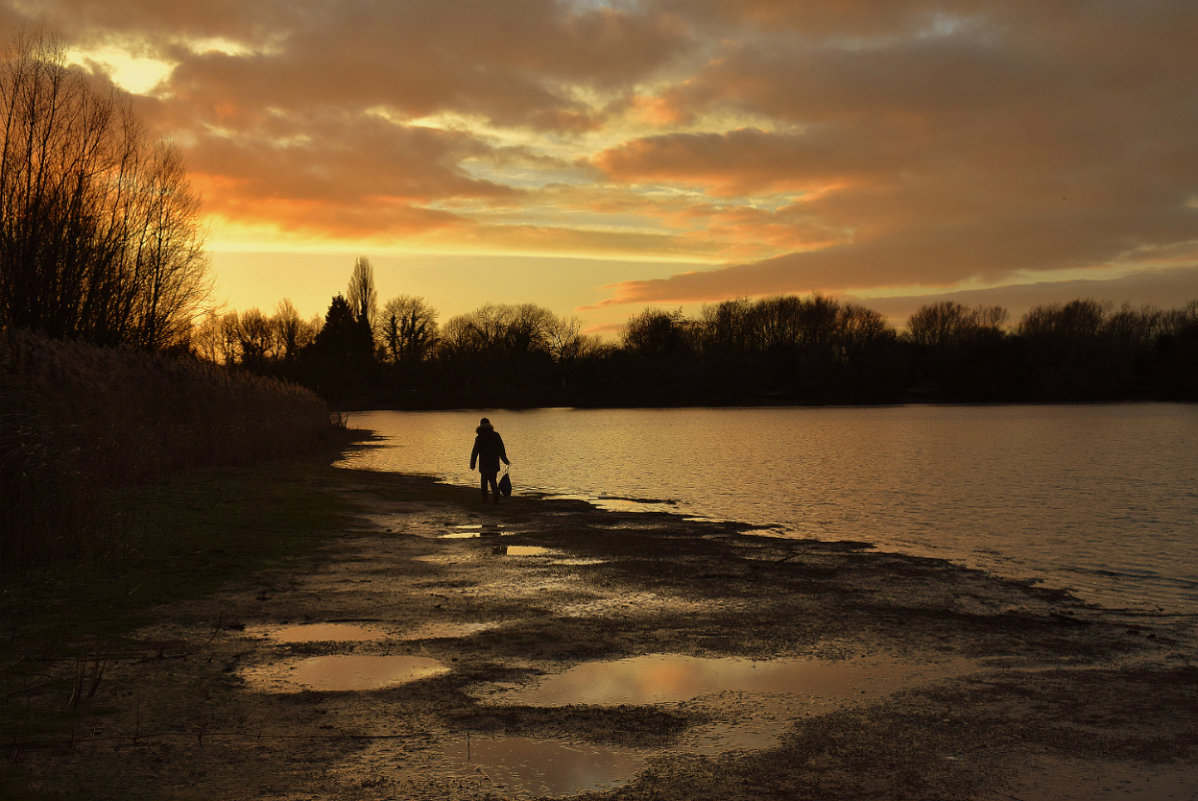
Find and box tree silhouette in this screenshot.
[346,256,377,347]
[622,308,691,359]
[274,298,306,361]
[379,295,438,364]
[197,285,1197,407]
[0,33,209,348]
[310,295,370,363]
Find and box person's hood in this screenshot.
[476,424,494,434]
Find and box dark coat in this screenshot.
[470,424,509,475]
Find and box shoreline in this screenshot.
[398,471,1198,620]
[4,459,1197,799]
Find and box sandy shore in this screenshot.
[6,466,1197,800]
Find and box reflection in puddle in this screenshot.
[492,545,553,557]
[241,654,448,693]
[398,620,501,640]
[441,523,509,539]
[467,653,976,772]
[443,735,644,797]
[251,622,388,643]
[479,653,974,708]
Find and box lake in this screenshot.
[337,404,1198,615]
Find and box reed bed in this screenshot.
[1,329,339,568]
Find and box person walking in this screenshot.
[469,417,510,503]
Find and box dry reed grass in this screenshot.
[1,329,339,567]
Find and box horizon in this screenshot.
[8,0,1196,334]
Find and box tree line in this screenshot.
[197,259,1198,407]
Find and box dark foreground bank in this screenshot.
[2,454,1196,800]
[1,329,348,569]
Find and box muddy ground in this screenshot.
[4,466,1197,800]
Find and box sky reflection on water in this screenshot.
[338,404,1198,613]
[454,653,976,795]
[477,653,973,708]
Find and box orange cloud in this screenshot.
[205,193,468,240]
[628,93,688,127]
[593,127,885,197]
[174,109,516,237]
[9,0,1194,320]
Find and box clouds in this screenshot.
[6,0,1195,321]
[109,0,694,240]
[589,1,1198,304]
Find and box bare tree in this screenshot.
[907,301,1007,349]
[545,314,587,362]
[1103,303,1163,347]
[216,311,242,364]
[701,298,753,354]
[443,303,575,362]
[191,310,225,363]
[1162,300,1198,338]
[346,256,378,329]
[0,32,209,348]
[234,307,276,364]
[1019,299,1106,341]
[379,294,438,363]
[746,296,804,352]
[622,308,690,358]
[273,298,304,360]
[122,144,211,349]
[836,304,893,357]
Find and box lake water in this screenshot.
[337,404,1198,615]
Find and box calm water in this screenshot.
[337,404,1198,614]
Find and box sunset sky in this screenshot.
[7,0,1196,335]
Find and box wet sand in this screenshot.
[7,467,1197,800]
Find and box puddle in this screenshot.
[476,653,975,708]
[443,734,645,798]
[462,652,977,782]
[491,545,553,557]
[441,523,510,539]
[398,621,502,640]
[240,655,449,693]
[250,622,388,643]
[326,653,977,798]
